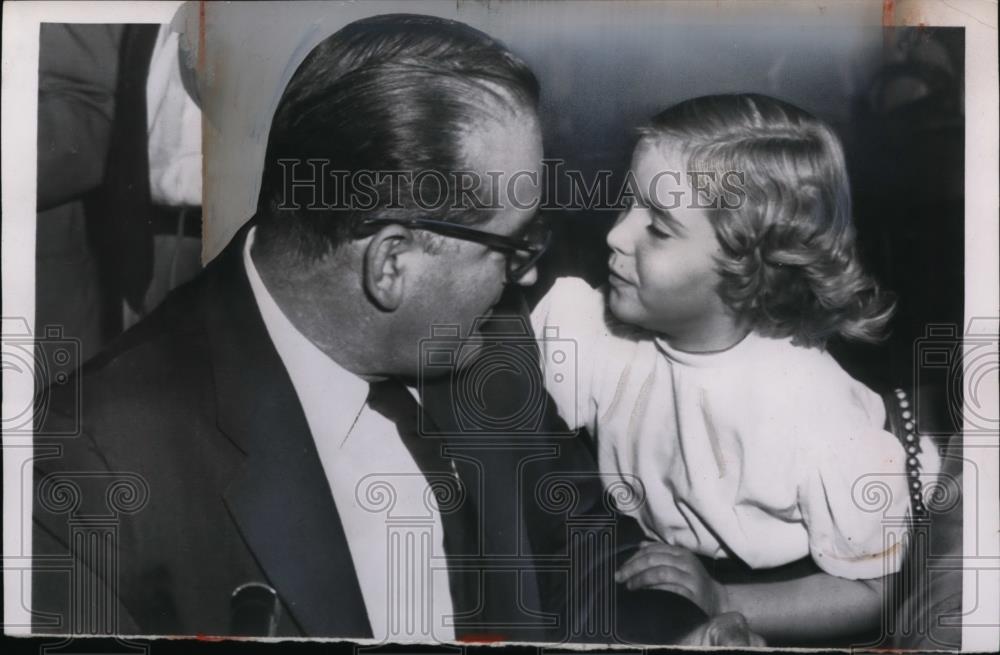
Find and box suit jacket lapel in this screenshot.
[202,222,372,638]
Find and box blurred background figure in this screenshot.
[89,21,204,334]
[36,23,122,363]
[838,27,964,410]
[36,19,203,365]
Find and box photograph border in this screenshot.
[3,0,997,650]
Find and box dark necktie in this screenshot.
[377,370,550,642]
[365,379,481,634]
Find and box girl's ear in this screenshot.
[362,224,417,311]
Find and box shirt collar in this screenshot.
[653,330,766,368]
[243,226,370,448]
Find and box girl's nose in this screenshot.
[606,210,635,255]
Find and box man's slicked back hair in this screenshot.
[255,14,540,260]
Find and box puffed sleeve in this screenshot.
[798,413,911,580]
[530,277,607,434]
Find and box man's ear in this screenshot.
[362,224,420,311]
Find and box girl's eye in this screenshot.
[646,223,672,240]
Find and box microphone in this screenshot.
[230,581,281,636]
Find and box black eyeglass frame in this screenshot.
[354,216,552,281]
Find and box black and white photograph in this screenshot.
[2,0,997,651]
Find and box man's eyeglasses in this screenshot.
[354,216,552,282]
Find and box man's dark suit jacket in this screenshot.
[33,222,703,642]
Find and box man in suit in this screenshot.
[33,13,713,643]
[88,20,204,339]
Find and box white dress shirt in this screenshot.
[243,227,455,641]
[146,24,202,207]
[532,277,920,580]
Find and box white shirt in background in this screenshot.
[146,25,202,207]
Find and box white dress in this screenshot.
[531,277,917,580]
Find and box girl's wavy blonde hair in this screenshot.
[641,93,895,347]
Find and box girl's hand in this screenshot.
[615,542,729,616]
